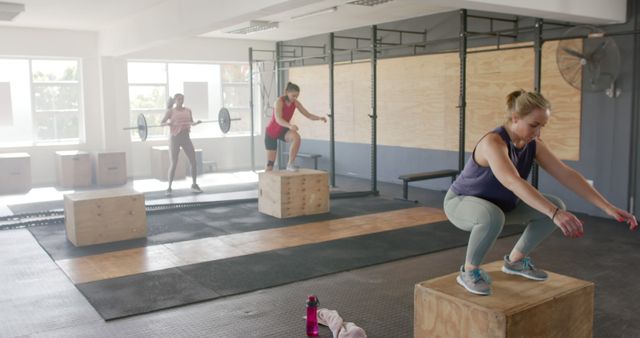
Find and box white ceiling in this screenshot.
[0,0,166,31]
[0,0,628,55]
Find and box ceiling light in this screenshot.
[0,2,24,21]
[225,20,279,35]
[290,6,337,20]
[348,0,394,6]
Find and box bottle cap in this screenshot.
[306,295,319,306]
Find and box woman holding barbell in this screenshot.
[161,93,202,195]
[265,82,327,172]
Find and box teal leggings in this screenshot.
[443,189,565,266]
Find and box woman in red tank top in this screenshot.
[264,82,327,171]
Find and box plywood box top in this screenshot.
[151,146,170,151]
[64,188,142,201]
[97,151,126,155]
[259,169,327,178]
[417,261,594,316]
[56,150,89,156]
[0,152,30,158]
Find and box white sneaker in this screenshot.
[165,188,172,196]
[286,164,299,172]
[191,184,203,193]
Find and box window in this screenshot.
[32,60,82,142]
[127,62,168,140]
[0,58,82,146]
[127,61,259,141]
[222,64,252,135]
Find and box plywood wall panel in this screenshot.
[288,41,581,161]
[539,40,582,161]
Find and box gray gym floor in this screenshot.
[1,176,638,337]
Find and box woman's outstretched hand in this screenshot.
[318,116,327,123]
[553,209,585,238]
[605,206,638,231]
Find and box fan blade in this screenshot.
[587,40,609,61]
[561,47,586,59]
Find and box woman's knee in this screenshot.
[287,130,300,142]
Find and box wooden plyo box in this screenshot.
[414,261,594,338]
[151,146,186,181]
[64,188,147,247]
[56,150,92,188]
[95,151,127,186]
[258,169,329,218]
[0,152,31,195]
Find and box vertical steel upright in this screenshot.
[370,25,379,195]
[249,47,255,172]
[532,19,543,188]
[275,41,285,169]
[458,10,467,172]
[329,33,336,187]
[630,2,640,213]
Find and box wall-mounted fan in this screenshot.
[556,25,621,98]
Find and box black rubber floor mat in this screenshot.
[76,221,524,320]
[28,196,416,260]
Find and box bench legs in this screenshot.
[403,181,409,199]
[313,158,318,170]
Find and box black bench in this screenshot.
[283,152,322,170]
[398,169,459,199]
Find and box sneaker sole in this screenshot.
[501,266,548,281]
[456,275,490,296]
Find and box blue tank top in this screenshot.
[450,126,537,211]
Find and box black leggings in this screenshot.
[264,128,289,150]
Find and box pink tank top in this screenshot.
[266,96,296,138]
[168,108,192,136]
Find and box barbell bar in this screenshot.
[123,107,241,141]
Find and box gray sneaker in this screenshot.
[456,265,492,296]
[501,255,548,281]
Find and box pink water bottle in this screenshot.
[306,295,319,336]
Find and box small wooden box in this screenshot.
[258,169,329,218]
[0,152,31,194]
[151,146,186,181]
[414,261,594,338]
[96,151,127,186]
[64,188,147,246]
[56,150,92,188]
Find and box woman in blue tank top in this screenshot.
[444,89,637,296]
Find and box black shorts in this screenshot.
[265,128,289,150]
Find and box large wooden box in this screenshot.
[414,261,594,338]
[64,188,147,246]
[95,151,127,186]
[56,150,92,188]
[258,169,329,218]
[0,152,31,194]
[151,146,186,181]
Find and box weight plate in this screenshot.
[218,107,231,134]
[137,113,148,141]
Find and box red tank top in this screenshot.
[266,96,296,138]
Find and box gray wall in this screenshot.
[286,5,639,217]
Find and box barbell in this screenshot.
[123,107,240,141]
